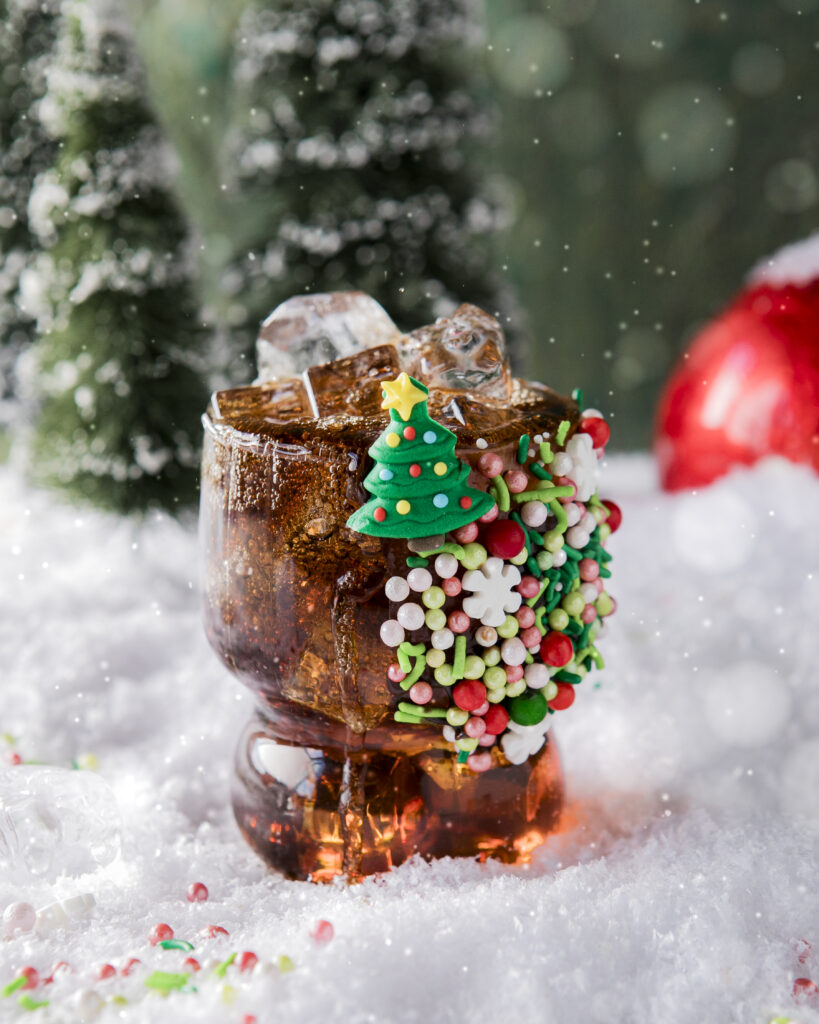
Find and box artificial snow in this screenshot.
[1,454,819,1023]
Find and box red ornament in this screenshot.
[602,500,622,533]
[149,923,174,946]
[548,682,576,710]
[484,519,525,560]
[237,951,258,973]
[199,924,229,939]
[656,250,819,490]
[310,919,334,944]
[459,496,472,510]
[540,631,574,667]
[483,705,509,735]
[183,957,201,973]
[453,680,487,712]
[409,464,421,478]
[186,882,209,903]
[579,417,610,449]
[403,426,416,440]
[373,507,387,523]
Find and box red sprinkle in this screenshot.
[442,577,462,597]
[548,681,576,711]
[602,499,622,533]
[387,663,406,683]
[199,924,229,939]
[243,1016,258,1024]
[19,967,39,990]
[484,519,526,560]
[797,939,812,964]
[373,507,387,523]
[149,923,174,946]
[50,962,71,980]
[120,958,142,977]
[237,951,258,974]
[483,705,510,735]
[447,610,471,634]
[409,463,421,478]
[183,957,201,973]
[403,426,416,440]
[310,920,335,944]
[8,752,22,765]
[186,882,209,903]
[453,522,479,543]
[459,496,473,510]
[504,664,524,683]
[579,416,611,449]
[540,631,574,668]
[97,964,116,981]
[453,680,487,712]
[794,977,818,1001]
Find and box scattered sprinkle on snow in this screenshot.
[1,454,819,1023]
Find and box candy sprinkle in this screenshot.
[144,971,189,994]
[556,419,571,445]
[516,434,530,465]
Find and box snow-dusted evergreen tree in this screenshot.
[223,0,515,369]
[27,0,208,512]
[0,0,59,419]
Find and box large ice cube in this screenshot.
[255,292,403,382]
[401,303,512,401]
[304,344,401,418]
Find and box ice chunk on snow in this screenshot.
[255,291,402,382]
[401,303,512,400]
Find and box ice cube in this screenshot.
[304,344,401,418]
[401,303,512,401]
[0,766,121,881]
[255,292,403,382]
[210,378,310,423]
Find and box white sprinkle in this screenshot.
[476,437,488,449]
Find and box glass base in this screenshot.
[232,713,564,882]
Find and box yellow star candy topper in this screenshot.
[380,372,428,422]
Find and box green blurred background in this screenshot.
[138,0,818,448]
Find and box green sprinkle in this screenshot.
[394,710,425,725]
[18,995,49,1011]
[549,499,567,535]
[556,419,571,445]
[563,545,582,561]
[572,387,584,409]
[526,582,549,608]
[452,634,467,680]
[396,647,412,674]
[397,702,447,718]
[2,978,27,998]
[510,513,531,553]
[599,565,612,578]
[457,749,469,764]
[524,651,534,664]
[588,493,603,508]
[554,670,582,684]
[517,434,530,464]
[513,486,574,503]
[526,556,541,578]
[490,475,511,512]
[406,556,429,568]
[402,653,427,688]
[278,955,294,973]
[535,606,548,635]
[159,939,195,952]
[145,971,190,994]
[539,441,553,464]
[399,641,425,656]
[530,462,550,480]
[419,542,464,559]
[565,619,582,638]
[214,954,236,980]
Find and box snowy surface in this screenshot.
[2,454,819,1023]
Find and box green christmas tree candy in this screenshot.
[346,373,493,540]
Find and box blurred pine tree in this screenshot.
[220,0,519,377]
[0,0,60,421]
[27,0,209,512]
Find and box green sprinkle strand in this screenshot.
[402,653,427,689]
[526,581,549,608]
[397,702,447,718]
[516,434,530,464]
[513,486,574,503]
[556,420,571,445]
[419,542,464,559]
[145,971,190,993]
[160,939,195,952]
[452,634,467,680]
[490,474,511,512]
[534,606,548,635]
[18,995,49,1011]
[394,710,424,724]
[457,749,469,764]
[396,646,412,674]
[563,545,582,561]
[530,463,550,480]
[549,499,567,535]
[539,441,553,464]
[2,977,27,998]
[526,556,541,578]
[572,387,584,409]
[406,556,429,568]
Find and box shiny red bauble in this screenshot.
[452,679,487,712]
[483,519,526,560]
[579,416,611,449]
[656,272,819,490]
[540,631,574,667]
[482,705,510,735]
[547,682,576,711]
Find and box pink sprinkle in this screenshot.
[199,925,229,939]
[409,681,433,705]
[149,923,174,946]
[183,957,201,973]
[473,700,490,716]
[578,558,599,582]
[594,578,605,593]
[97,964,116,981]
[442,576,462,597]
[517,575,540,599]
[505,664,524,682]
[50,962,71,980]
[504,470,529,494]
[19,967,39,990]
[8,751,22,765]
[477,452,504,479]
[464,716,487,738]
[467,752,493,772]
[448,610,471,633]
[387,663,406,683]
[237,951,258,973]
[478,733,496,747]
[310,920,334,944]
[454,522,479,543]
[581,603,598,624]
[516,606,535,628]
[120,959,142,977]
[478,502,499,523]
[186,882,209,903]
[520,626,542,648]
